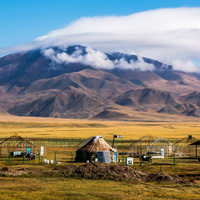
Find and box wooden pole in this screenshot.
[8,151,11,165]
[38,150,40,164]
[71,152,73,165]
[54,151,57,166]
[196,145,198,158]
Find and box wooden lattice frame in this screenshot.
[0,134,36,157]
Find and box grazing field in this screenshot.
[0,115,200,140]
[1,176,200,200]
[0,115,200,200]
[0,163,200,200]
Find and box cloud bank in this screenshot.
[42,46,155,71]
[1,7,200,71]
[172,60,199,73]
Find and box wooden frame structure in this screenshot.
[129,135,173,156]
[0,134,36,157]
[190,140,200,158]
[173,135,198,157]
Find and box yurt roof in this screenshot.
[129,135,155,147]
[0,134,35,147]
[174,136,198,146]
[78,135,117,153]
[150,137,173,146]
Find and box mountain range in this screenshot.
[1,45,200,121]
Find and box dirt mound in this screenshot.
[53,162,147,181]
[74,162,147,181]
[53,162,189,183]
[147,172,189,184]
[53,165,77,177]
[0,167,27,176]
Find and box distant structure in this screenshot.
[190,140,200,158]
[129,135,155,156]
[129,135,173,156]
[75,135,118,163]
[0,134,35,157]
[174,135,198,157]
[149,137,173,154]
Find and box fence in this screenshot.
[0,137,199,166]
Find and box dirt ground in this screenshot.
[0,167,27,176]
[0,162,190,184]
[52,162,191,184]
[1,162,199,200]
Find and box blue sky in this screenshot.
[1,0,200,48]
[1,0,200,71]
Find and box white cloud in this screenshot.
[42,47,154,71]
[114,56,155,71]
[42,47,114,69]
[1,7,200,72]
[171,60,200,73]
[35,8,200,63]
[81,47,114,69]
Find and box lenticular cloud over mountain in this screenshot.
[35,7,200,66]
[1,7,200,72]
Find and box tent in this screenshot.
[190,140,200,158]
[0,134,35,157]
[129,135,155,155]
[129,135,173,156]
[174,135,198,157]
[75,135,117,162]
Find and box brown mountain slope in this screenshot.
[112,88,180,107]
[8,87,111,118]
[181,91,200,106]
[112,69,200,94]
[158,103,200,117]
[1,46,200,120]
[22,69,140,98]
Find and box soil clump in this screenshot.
[53,162,190,183]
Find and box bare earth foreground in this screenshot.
[0,115,200,199]
[0,163,200,200]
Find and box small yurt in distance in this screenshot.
[75,135,117,163]
[0,134,35,158]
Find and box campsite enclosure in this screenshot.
[129,135,173,156]
[0,135,199,166]
[174,135,199,157]
[0,134,36,157]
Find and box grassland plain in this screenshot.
[0,115,200,140]
[0,163,200,200]
[0,115,200,200]
[1,176,200,200]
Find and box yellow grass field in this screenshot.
[1,176,200,200]
[0,115,200,140]
[1,115,200,200]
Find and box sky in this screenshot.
[1,0,200,71]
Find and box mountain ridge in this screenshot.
[1,45,200,120]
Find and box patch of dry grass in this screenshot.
[0,176,200,200]
[0,115,200,199]
[0,115,200,139]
